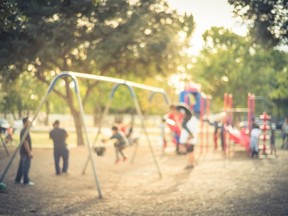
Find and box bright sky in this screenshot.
[167,0,248,55]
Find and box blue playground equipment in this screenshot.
[179,83,205,118]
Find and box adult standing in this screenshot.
[49,120,69,175]
[15,117,34,185]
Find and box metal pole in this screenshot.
[82,99,112,175]
[205,96,210,153]
[130,88,162,178]
[73,76,102,198]
[200,97,205,155]
[60,71,168,97]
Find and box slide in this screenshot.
[227,126,250,150]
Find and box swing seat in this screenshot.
[94,147,106,156]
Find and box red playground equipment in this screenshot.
[163,82,210,154]
[259,112,271,156]
[178,83,210,154]
[219,93,255,153]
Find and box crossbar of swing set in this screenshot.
[0,71,170,199]
[54,71,169,97]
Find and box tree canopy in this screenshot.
[228,0,288,47]
[0,0,195,145]
[192,27,288,117]
[0,0,194,80]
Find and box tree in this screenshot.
[268,51,288,118]
[192,27,287,117]
[0,0,195,145]
[227,0,288,117]
[0,72,45,119]
[228,0,288,47]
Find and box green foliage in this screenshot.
[0,0,194,80]
[193,27,288,116]
[0,72,45,118]
[228,0,288,47]
[0,0,194,110]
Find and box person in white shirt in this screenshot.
[179,114,199,169]
[250,123,261,158]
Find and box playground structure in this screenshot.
[178,83,211,154]
[174,88,258,155]
[162,82,212,154]
[0,71,170,197]
[219,93,255,153]
[81,81,169,174]
[205,92,275,158]
[176,85,255,155]
[175,84,253,156]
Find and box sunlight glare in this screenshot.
[167,0,248,55]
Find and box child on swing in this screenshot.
[102,126,128,164]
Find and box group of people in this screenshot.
[14,118,69,186]
[249,121,279,158]
[164,104,199,169]
[12,114,288,185]
[164,105,288,162]
[248,117,288,158]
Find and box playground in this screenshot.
[1,139,288,215]
[1,72,288,215]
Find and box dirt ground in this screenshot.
[1,140,288,216]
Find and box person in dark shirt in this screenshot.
[49,120,69,175]
[204,119,221,151]
[15,117,34,185]
[181,110,192,137]
[176,104,193,139]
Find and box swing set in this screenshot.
[0,71,170,197]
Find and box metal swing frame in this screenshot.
[0,71,169,198]
[82,82,170,175]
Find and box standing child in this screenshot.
[103,126,128,164]
[250,123,261,158]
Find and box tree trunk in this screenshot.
[93,105,103,126]
[64,79,85,146]
[44,101,50,126]
[70,107,85,146]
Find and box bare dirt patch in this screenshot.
[1,143,288,216]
